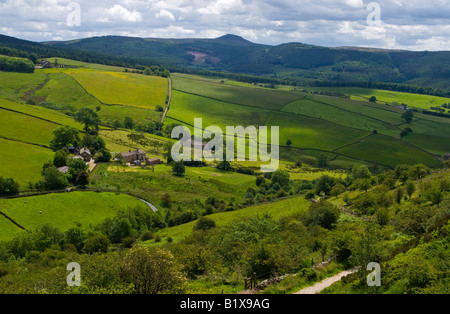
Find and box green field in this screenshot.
[0,191,145,241]
[168,90,271,128]
[67,69,168,110]
[151,195,310,244]
[302,86,450,110]
[172,74,305,110]
[335,134,442,168]
[0,138,54,185]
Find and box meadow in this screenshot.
[172,74,305,110]
[302,86,450,110]
[0,138,54,185]
[0,191,144,241]
[66,69,168,110]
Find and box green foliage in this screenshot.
[50,126,80,150]
[172,162,186,176]
[194,217,216,231]
[303,199,341,230]
[0,55,34,73]
[53,149,68,168]
[42,166,69,190]
[0,176,20,196]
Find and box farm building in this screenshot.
[58,166,70,174]
[444,153,450,161]
[80,148,92,162]
[121,150,162,166]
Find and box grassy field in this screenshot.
[67,69,168,110]
[91,163,256,212]
[0,191,144,242]
[172,73,305,110]
[0,138,54,185]
[169,90,271,128]
[149,195,310,245]
[301,86,450,110]
[281,98,399,136]
[0,71,48,103]
[335,134,442,168]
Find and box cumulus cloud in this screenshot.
[0,0,449,51]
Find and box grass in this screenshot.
[67,69,168,110]
[0,191,144,241]
[402,133,450,156]
[172,73,305,111]
[266,111,370,151]
[168,90,271,128]
[0,71,48,102]
[0,138,54,186]
[302,86,450,110]
[281,98,399,136]
[91,163,256,214]
[149,196,311,245]
[335,134,442,168]
[0,99,83,129]
[0,106,62,146]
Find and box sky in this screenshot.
[1,0,449,51]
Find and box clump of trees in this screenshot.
[0,55,35,73]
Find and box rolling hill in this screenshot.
[42,34,450,92]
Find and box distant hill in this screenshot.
[42,34,450,91]
[1,33,450,92]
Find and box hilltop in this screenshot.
[40,34,450,92]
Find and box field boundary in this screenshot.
[0,106,65,126]
[0,210,26,231]
[0,135,54,151]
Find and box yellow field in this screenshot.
[66,69,168,110]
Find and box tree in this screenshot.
[53,149,68,168]
[369,96,377,103]
[94,148,112,163]
[317,154,329,168]
[50,126,80,150]
[286,139,292,147]
[42,166,69,190]
[0,176,20,196]
[75,108,100,134]
[304,199,341,230]
[402,110,414,124]
[123,116,134,129]
[122,247,187,294]
[194,217,216,231]
[67,158,88,184]
[83,234,110,254]
[271,170,290,188]
[352,165,372,180]
[76,171,90,187]
[172,162,185,176]
[405,181,416,199]
[108,218,132,244]
[315,175,336,196]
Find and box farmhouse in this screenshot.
[444,153,450,161]
[121,149,162,166]
[80,148,92,162]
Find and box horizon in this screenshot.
[1,1,449,52]
[3,32,447,53]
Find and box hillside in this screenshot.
[42,34,450,92]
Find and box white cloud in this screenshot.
[103,4,142,22]
[156,9,176,21]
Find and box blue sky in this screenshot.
[1,0,449,51]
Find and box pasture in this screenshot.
[66,69,168,110]
[0,191,145,241]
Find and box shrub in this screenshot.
[194,217,216,231]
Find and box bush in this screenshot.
[194,217,216,231]
[0,176,20,196]
[83,234,110,254]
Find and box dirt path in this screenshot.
[294,268,359,295]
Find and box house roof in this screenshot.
[80,148,91,155]
[58,166,70,174]
[122,149,146,157]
